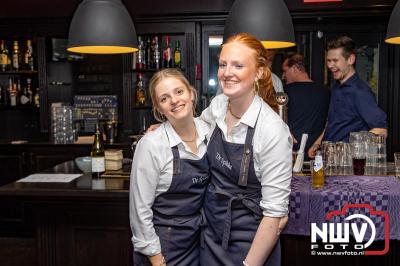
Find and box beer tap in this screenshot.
[275,92,289,123]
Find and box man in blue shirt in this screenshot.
[308,36,387,158]
[283,52,330,160]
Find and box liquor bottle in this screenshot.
[26,78,33,104]
[16,78,23,105]
[0,40,9,72]
[136,36,145,70]
[24,39,34,71]
[312,150,325,189]
[20,80,30,105]
[12,41,20,71]
[34,87,40,107]
[174,40,182,68]
[91,123,105,178]
[153,36,160,70]
[145,37,152,69]
[163,35,173,68]
[1,84,10,107]
[10,86,17,107]
[135,73,146,107]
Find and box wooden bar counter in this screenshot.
[0,161,132,266]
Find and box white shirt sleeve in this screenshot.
[254,113,292,217]
[272,73,284,93]
[129,136,163,256]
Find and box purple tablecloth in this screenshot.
[282,175,400,240]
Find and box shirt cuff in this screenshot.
[260,201,289,218]
[132,235,162,256]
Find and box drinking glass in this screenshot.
[324,142,336,176]
[351,142,366,175]
[341,143,353,175]
[394,152,400,179]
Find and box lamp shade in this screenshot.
[385,1,400,44]
[67,0,138,54]
[223,0,295,49]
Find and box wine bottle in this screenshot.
[24,39,34,71]
[12,41,20,71]
[0,40,9,72]
[153,36,160,69]
[135,73,146,107]
[34,87,40,107]
[136,36,145,70]
[91,123,105,178]
[145,37,152,69]
[174,40,182,68]
[163,35,172,68]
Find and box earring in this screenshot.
[254,79,260,93]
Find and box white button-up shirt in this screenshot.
[129,118,209,256]
[201,94,292,218]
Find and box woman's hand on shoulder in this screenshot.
[146,123,162,133]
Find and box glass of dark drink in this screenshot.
[352,157,366,175]
[351,142,366,175]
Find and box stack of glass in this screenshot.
[321,141,353,176]
[369,134,387,175]
[349,131,387,175]
[51,105,74,144]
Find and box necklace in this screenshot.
[227,101,242,119]
[181,128,198,143]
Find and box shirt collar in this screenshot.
[337,72,358,88]
[163,119,207,148]
[215,94,261,129]
[240,95,262,128]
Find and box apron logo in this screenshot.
[192,175,209,184]
[216,152,232,170]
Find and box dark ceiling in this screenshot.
[0,0,396,20]
[0,0,234,19]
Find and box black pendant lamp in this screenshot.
[223,0,295,49]
[67,0,138,54]
[385,1,400,45]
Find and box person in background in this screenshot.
[200,32,292,266]
[266,49,284,93]
[129,69,209,266]
[282,52,330,161]
[308,36,387,158]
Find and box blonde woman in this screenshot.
[130,69,209,266]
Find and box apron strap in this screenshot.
[238,127,255,186]
[238,104,262,187]
[212,185,262,250]
[171,146,181,175]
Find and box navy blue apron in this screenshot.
[201,114,281,266]
[134,141,209,266]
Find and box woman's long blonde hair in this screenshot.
[223,33,278,112]
[149,68,198,122]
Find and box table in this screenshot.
[283,174,400,240]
